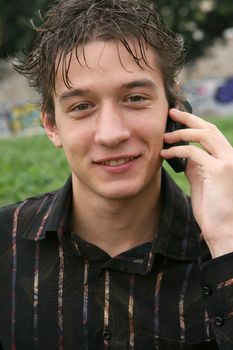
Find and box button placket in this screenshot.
[215,316,224,326]
[203,285,212,296]
[103,326,111,340]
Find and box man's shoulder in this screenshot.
[0,190,56,215]
[0,190,58,236]
[0,177,72,244]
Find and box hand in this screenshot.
[161,108,233,258]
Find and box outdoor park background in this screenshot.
[0,0,233,207]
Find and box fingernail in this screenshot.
[170,108,180,113]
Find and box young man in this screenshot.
[1,0,233,349]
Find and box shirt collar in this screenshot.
[22,176,73,241]
[22,169,201,272]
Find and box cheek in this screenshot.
[60,127,93,157]
[137,119,166,145]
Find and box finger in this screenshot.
[169,108,218,130]
[161,144,215,167]
[164,128,233,159]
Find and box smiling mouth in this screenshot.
[99,156,139,167]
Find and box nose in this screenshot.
[94,103,131,148]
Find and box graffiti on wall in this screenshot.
[181,76,233,117]
[0,102,41,138]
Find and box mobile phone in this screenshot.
[164,100,192,173]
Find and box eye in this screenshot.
[126,95,147,103]
[124,94,150,109]
[68,101,95,119]
[127,95,146,103]
[73,102,92,111]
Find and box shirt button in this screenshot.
[203,286,212,296]
[215,316,224,326]
[103,327,111,340]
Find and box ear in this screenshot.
[41,112,63,148]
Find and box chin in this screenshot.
[96,182,148,200]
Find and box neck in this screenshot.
[71,173,162,257]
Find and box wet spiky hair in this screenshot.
[13,0,186,123]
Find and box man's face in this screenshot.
[45,40,169,200]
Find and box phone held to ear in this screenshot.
[164,100,192,173]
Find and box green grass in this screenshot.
[0,134,69,207]
[1,117,233,207]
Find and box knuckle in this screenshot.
[187,144,193,152]
[207,122,218,132]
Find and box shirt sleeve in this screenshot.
[200,252,233,350]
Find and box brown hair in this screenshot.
[13,0,187,124]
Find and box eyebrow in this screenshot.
[122,79,157,90]
[59,88,90,102]
[58,79,157,102]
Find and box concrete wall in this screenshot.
[181,31,233,82]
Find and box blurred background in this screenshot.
[0,0,233,206]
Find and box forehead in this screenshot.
[55,40,163,92]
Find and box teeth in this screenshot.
[103,158,133,166]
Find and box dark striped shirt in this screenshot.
[1,170,233,350]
